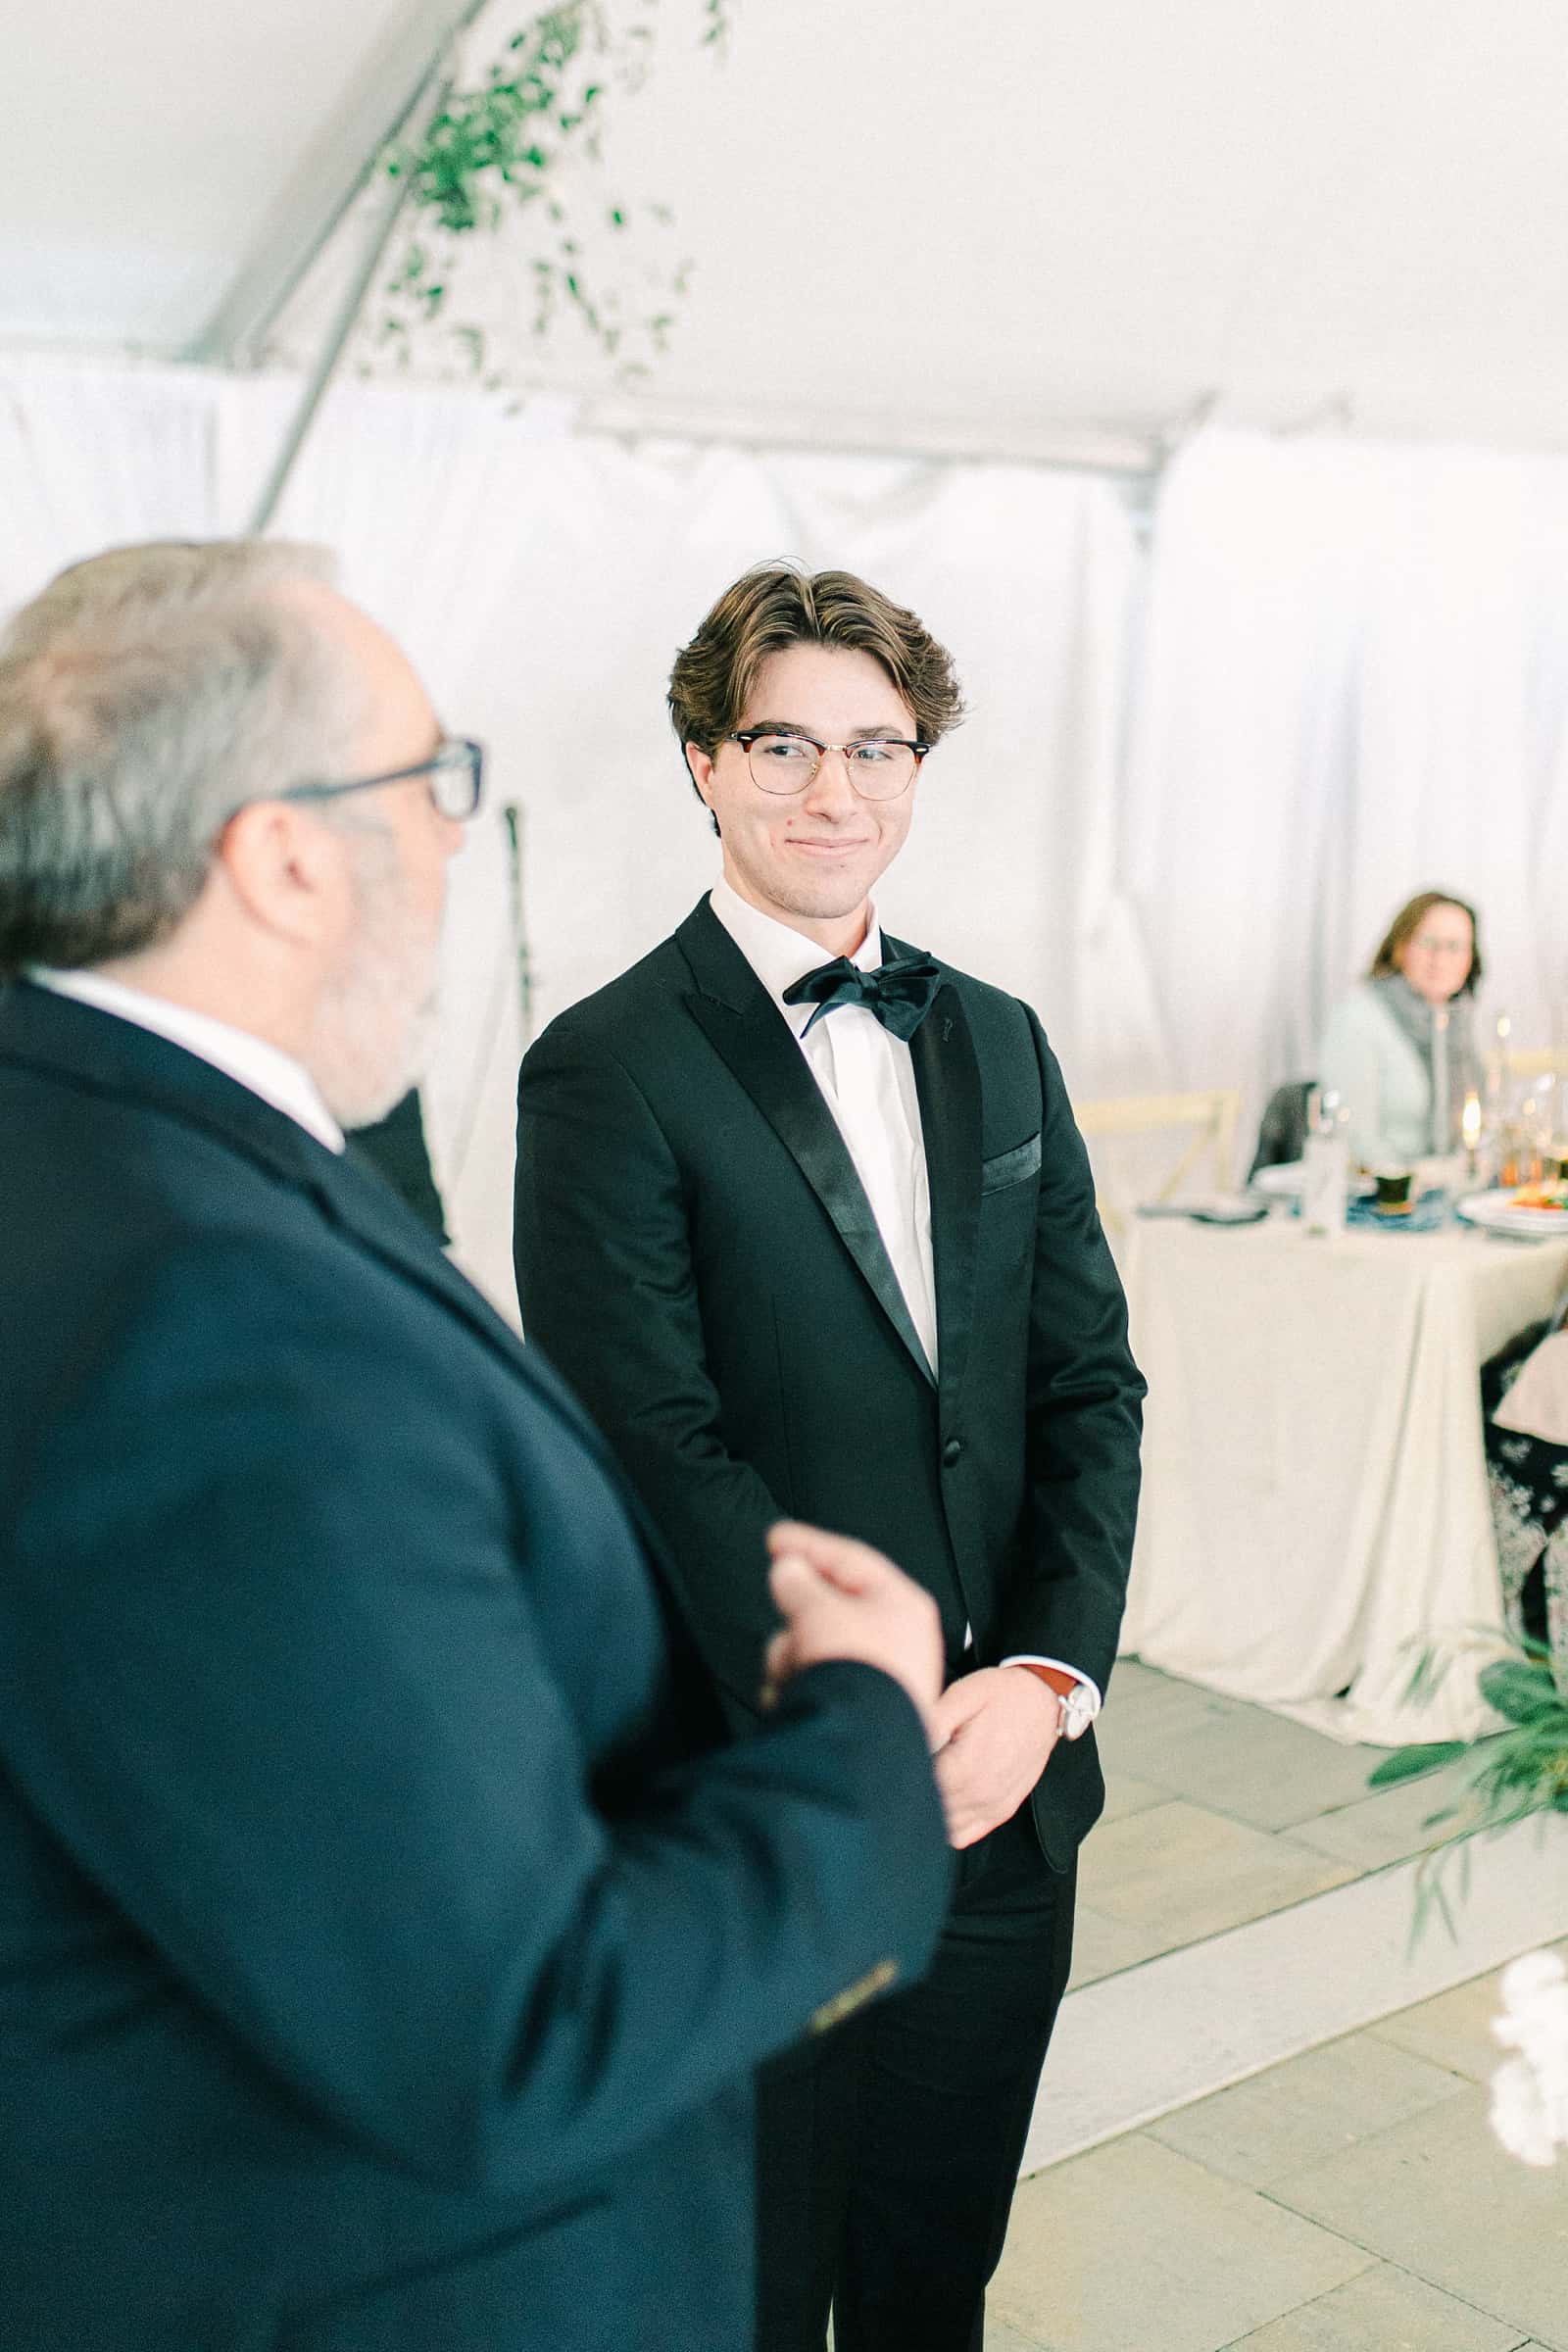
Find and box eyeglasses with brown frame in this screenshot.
[725,728,929,801]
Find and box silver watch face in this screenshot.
[1060,1687,1094,1740]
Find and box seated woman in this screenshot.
[1318,889,1483,1167]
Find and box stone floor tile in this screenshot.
[1102,1657,1177,1703]
[1096,1675,1260,1785]
[1217,2261,1529,2349]
[840,2324,1047,2352]
[1065,1904,1169,1989]
[1113,1706,1384,1834]
[1291,1767,1477,1872]
[1369,1967,1516,2087]
[1148,2031,1467,2188]
[1099,1771,1167,1827]
[990,2132,1372,2352]
[1077,1800,1358,1948]
[1269,2088,1568,2351]
[1370,1936,1568,2086]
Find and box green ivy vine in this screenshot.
[374,0,731,381]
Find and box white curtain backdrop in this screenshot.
[0,365,223,604]
[0,359,1136,1314]
[1118,429,1568,1161]
[17,366,1568,1307]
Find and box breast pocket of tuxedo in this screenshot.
[980,1131,1042,1292]
[980,1133,1042,1197]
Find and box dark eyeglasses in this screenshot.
[725,729,928,801]
[279,736,485,823]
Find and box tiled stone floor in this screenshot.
[985,1661,1568,2352]
[1070,1661,1472,1994]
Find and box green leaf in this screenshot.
[381,0,720,381]
[1368,1741,1467,1788]
[1479,1657,1565,1726]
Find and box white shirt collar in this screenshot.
[709,875,884,1031]
[28,967,346,1152]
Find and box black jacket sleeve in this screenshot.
[994,1009,1145,1687]
[515,1016,787,1714]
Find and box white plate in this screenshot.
[1455,1189,1568,1239]
[1250,1160,1375,1200]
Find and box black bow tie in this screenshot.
[782,951,944,1041]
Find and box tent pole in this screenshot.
[247,73,451,535]
[192,0,492,368]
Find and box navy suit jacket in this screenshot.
[0,980,950,2351]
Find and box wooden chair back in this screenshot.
[1073,1089,1241,1240]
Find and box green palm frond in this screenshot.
[1370,1630,1568,1942]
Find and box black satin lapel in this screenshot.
[673,896,759,1007]
[909,983,983,1403]
[685,991,937,1387]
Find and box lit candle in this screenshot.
[1486,1010,1511,1113]
[1462,1091,1482,1152]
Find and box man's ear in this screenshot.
[685,742,714,803]
[216,801,351,949]
[685,743,722,841]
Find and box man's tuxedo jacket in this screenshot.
[514,900,1145,1866]
[0,980,950,2351]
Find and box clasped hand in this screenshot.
[928,1668,1061,1848]
[761,1520,945,1729]
[759,1523,1060,1849]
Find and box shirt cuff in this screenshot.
[999,1656,1103,1719]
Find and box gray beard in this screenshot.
[307,831,443,1130]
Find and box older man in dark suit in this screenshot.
[514,565,1145,2352]
[0,541,954,2351]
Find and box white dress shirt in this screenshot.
[710,875,938,1372]
[708,880,1100,1719]
[27,967,346,1153]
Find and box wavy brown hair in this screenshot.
[1366,889,1483,995]
[667,564,964,825]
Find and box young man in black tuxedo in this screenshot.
[514,565,1145,2351]
[0,541,956,2352]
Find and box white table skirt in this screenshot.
[1118,1213,1568,1744]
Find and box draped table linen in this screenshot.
[1118,1213,1568,1742]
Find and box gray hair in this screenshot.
[0,538,365,975]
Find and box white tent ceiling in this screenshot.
[12,0,1568,462]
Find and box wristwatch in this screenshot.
[1055,1681,1096,1741]
[1008,1660,1098,1739]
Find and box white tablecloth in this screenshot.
[1118,1212,1568,1743]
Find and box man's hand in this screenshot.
[761,1521,944,1736]
[928,1667,1060,1849]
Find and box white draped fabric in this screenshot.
[0,365,223,603]
[0,359,1136,1313]
[1121,1216,1568,1743]
[1118,431,1568,1155]
[15,367,1568,1317]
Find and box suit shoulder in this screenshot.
[926,956,1048,1049]
[526,932,690,1064]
